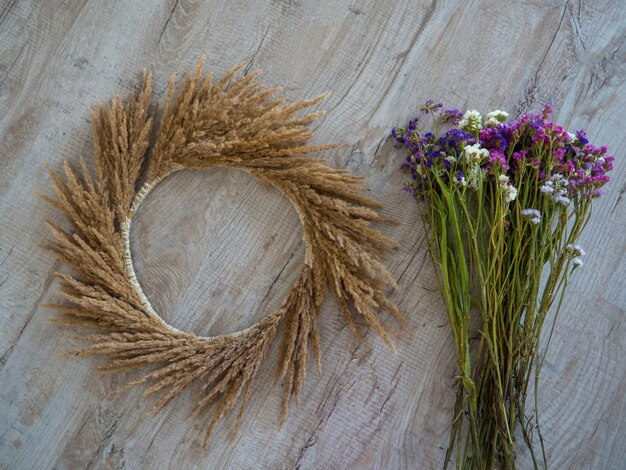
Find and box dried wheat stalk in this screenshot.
[43,57,405,446]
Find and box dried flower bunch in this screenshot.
[393,102,613,468]
[44,58,403,446]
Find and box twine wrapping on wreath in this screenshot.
[42,57,405,446]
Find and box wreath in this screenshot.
[44,58,404,445]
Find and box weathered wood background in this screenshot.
[1,0,624,468]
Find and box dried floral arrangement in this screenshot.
[392,102,613,469]
[43,58,404,446]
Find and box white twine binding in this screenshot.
[120,169,311,342]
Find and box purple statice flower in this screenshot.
[422,99,444,114]
[566,141,614,198]
[541,103,554,120]
[557,159,576,174]
[512,149,528,161]
[533,120,570,148]
[400,157,412,172]
[442,108,463,125]
[480,126,509,154]
[509,112,545,146]
[531,128,550,145]
[487,149,509,171]
[391,126,405,143]
[439,128,472,157]
[552,147,566,163]
[575,129,589,144]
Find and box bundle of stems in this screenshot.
[392,102,613,469]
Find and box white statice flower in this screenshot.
[541,174,571,206]
[485,117,499,127]
[445,155,457,164]
[573,258,584,267]
[540,181,555,194]
[521,208,542,224]
[566,244,586,257]
[487,110,509,121]
[458,110,483,132]
[415,163,426,177]
[464,143,490,164]
[485,110,509,127]
[468,164,483,189]
[521,208,541,217]
[554,194,571,205]
[456,175,467,186]
[498,173,517,203]
[568,132,577,142]
[502,185,518,203]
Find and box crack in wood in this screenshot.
[294,378,343,468]
[83,416,120,469]
[258,239,303,307]
[156,0,180,48]
[0,0,18,28]
[517,0,571,113]
[609,180,626,215]
[0,41,27,92]
[368,136,386,168]
[244,25,271,76]
[369,0,437,119]
[1,258,62,368]
[569,7,585,51]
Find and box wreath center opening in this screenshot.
[127,168,304,337]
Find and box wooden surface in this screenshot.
[0,0,625,468]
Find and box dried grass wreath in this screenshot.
[43,58,404,445]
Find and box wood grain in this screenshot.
[0,0,625,468]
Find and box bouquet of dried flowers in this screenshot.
[392,101,613,469]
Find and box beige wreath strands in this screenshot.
[44,58,404,446]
